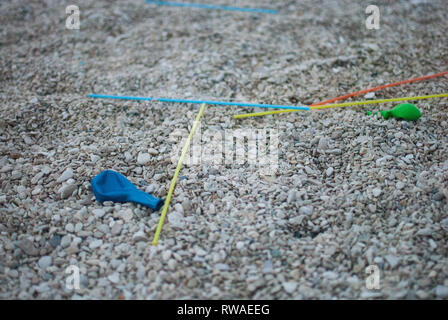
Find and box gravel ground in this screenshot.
[1,0,448,299]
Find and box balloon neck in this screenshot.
[380,110,391,119]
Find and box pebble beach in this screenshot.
[0,0,447,299]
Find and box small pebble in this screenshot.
[168,259,177,270]
[262,260,273,274]
[38,256,52,269]
[282,282,298,294]
[236,241,245,250]
[214,263,230,271]
[364,92,375,99]
[137,153,151,165]
[60,235,72,248]
[162,250,172,261]
[120,209,133,223]
[68,148,79,155]
[49,235,61,248]
[57,168,73,183]
[65,223,75,233]
[385,255,400,269]
[299,206,313,216]
[111,222,122,235]
[11,170,22,180]
[168,212,185,229]
[435,285,448,299]
[174,203,184,215]
[108,273,120,284]
[90,154,101,163]
[287,190,297,203]
[195,248,207,256]
[60,184,77,199]
[372,188,382,197]
[89,239,103,249]
[93,209,106,218]
[132,231,147,242]
[17,239,39,256]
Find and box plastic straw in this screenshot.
[152,103,206,246]
[233,71,448,119]
[88,94,310,111]
[309,93,448,110]
[145,1,278,14]
[235,93,448,118]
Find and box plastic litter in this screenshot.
[367,103,422,121]
[91,170,163,210]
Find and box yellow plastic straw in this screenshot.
[234,93,448,119]
[310,93,448,110]
[233,109,304,119]
[152,103,206,246]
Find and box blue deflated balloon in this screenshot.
[91,170,163,211]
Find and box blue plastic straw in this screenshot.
[145,1,278,14]
[88,94,310,111]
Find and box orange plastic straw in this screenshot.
[234,71,448,118]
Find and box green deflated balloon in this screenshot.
[366,103,422,121]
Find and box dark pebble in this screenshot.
[42,273,52,281]
[49,234,61,248]
[271,249,281,258]
[434,192,446,201]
